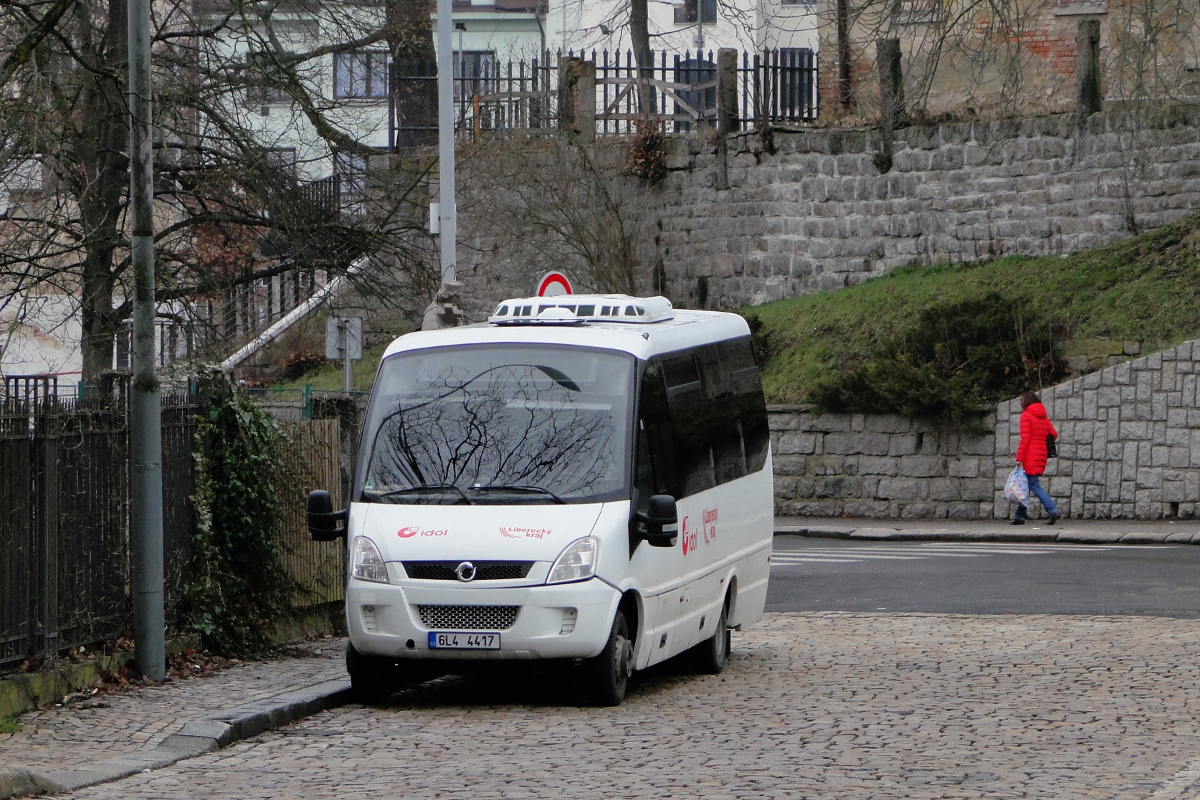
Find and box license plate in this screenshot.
[428,632,500,650]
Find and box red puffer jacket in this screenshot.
[1016,402,1057,476]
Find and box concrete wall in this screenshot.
[770,339,1200,521]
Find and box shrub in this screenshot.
[806,293,1069,427]
[183,375,294,656]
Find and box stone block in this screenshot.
[899,502,944,520]
[960,434,996,455]
[1152,446,1170,467]
[961,479,994,502]
[773,455,808,476]
[811,413,852,432]
[863,414,912,434]
[842,500,893,518]
[859,456,900,476]
[822,434,859,455]
[948,457,980,478]
[776,432,817,455]
[815,476,862,498]
[807,456,846,476]
[1164,481,1188,503]
[773,476,797,499]
[941,502,978,519]
[888,435,919,456]
[929,478,960,501]
[876,478,920,500]
[899,455,945,478]
[1137,468,1163,489]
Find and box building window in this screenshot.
[334,52,389,99]
[452,51,496,102]
[246,51,292,105]
[674,0,716,24]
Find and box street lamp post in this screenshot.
[436,0,456,286]
[127,0,165,680]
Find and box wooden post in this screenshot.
[558,57,579,133]
[1076,19,1102,126]
[716,47,737,190]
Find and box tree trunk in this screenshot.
[630,0,655,114]
[388,0,437,146]
[73,0,130,383]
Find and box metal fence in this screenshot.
[0,384,347,673]
[390,47,819,146]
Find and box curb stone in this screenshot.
[774,526,1187,544]
[1,678,351,799]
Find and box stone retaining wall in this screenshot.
[769,408,997,520]
[770,338,1200,521]
[994,338,1200,520]
[655,109,1200,309]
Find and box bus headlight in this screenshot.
[548,537,600,584]
[351,536,389,584]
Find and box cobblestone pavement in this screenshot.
[64,612,1200,800]
[1,644,345,772]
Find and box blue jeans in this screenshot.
[1014,474,1057,520]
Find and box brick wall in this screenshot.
[769,339,1200,521]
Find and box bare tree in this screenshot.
[0,0,435,382]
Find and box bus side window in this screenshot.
[637,361,680,499]
[634,420,654,514]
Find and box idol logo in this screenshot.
[397,526,449,539]
[681,516,698,556]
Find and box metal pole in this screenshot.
[436,0,456,284]
[342,320,351,394]
[128,0,165,680]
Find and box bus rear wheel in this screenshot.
[690,599,730,675]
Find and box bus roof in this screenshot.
[381,304,751,363]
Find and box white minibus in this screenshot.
[307,294,773,705]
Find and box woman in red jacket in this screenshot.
[1012,391,1059,525]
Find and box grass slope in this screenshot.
[746,212,1200,405]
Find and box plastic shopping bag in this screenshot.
[1003,464,1029,506]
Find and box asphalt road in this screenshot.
[766,537,1200,617]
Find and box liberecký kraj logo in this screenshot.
[500,526,552,540]
[397,526,449,539]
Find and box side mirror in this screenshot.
[307,490,348,541]
[636,494,678,548]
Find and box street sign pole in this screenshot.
[342,320,351,394]
[436,0,456,286]
[128,0,165,680]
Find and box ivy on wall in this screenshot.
[183,375,294,656]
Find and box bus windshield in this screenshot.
[355,344,635,505]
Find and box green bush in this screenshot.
[806,293,1069,427]
[183,375,294,656]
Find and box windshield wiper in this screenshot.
[367,484,475,505]
[470,484,568,504]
